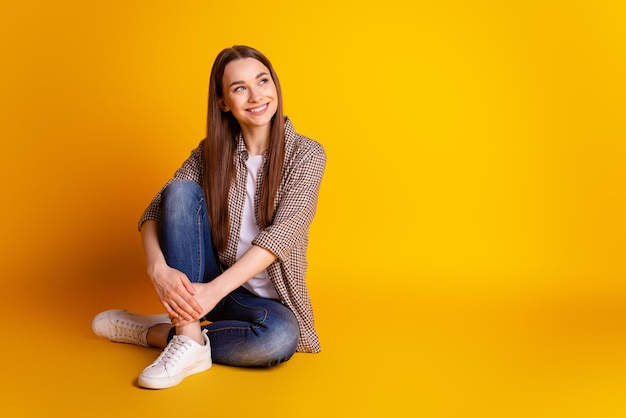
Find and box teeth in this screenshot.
[249,104,267,113]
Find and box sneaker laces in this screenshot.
[112,319,147,345]
[151,336,192,369]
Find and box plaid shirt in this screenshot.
[139,118,326,353]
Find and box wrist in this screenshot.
[209,272,240,299]
[146,258,168,279]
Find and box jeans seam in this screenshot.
[196,198,202,283]
[228,293,269,325]
[195,197,203,283]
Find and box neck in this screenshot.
[242,125,271,156]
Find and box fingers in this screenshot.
[170,316,195,327]
[173,274,203,315]
[165,296,201,322]
[153,267,204,322]
[183,280,196,295]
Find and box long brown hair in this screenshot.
[204,45,285,252]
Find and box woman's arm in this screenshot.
[253,141,326,262]
[140,220,204,321]
[171,244,277,327]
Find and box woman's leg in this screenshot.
[158,180,217,343]
[158,179,221,343]
[159,180,221,284]
[137,180,220,389]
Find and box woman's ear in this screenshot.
[218,99,230,112]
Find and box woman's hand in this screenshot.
[170,281,223,327]
[149,262,204,323]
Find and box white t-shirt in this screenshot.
[237,154,280,300]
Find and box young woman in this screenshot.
[92,45,326,389]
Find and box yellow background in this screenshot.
[1,0,625,417]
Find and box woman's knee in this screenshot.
[162,180,202,205]
[240,331,298,367]
[226,312,299,367]
[254,310,300,367]
[161,180,204,218]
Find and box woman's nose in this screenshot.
[248,87,262,102]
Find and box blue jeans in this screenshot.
[159,180,299,367]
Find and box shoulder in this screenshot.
[284,118,326,164]
[187,139,206,162]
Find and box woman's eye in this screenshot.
[234,86,245,92]
[260,78,269,85]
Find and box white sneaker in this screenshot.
[92,309,171,347]
[138,330,212,389]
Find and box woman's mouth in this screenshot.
[247,103,268,114]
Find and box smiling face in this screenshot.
[219,57,279,135]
